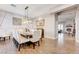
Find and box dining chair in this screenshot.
[30,31,41,49]
[0,30,11,41]
[12,31,29,51]
[4,32,12,40]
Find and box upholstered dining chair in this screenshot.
[12,31,30,51]
[4,31,12,40]
[0,30,11,41]
[30,31,41,49]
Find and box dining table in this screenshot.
[20,29,37,38]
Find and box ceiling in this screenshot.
[0,4,63,18]
[58,7,76,23]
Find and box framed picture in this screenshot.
[13,17,22,25]
[36,19,45,26]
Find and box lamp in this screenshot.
[22,6,31,24]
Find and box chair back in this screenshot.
[38,30,42,38]
[31,31,41,42]
[12,31,19,40]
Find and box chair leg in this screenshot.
[33,43,35,49]
[0,37,1,39]
[38,41,40,46]
[40,38,42,42]
[4,37,5,41]
[18,44,21,51]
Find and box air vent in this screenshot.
[10,4,16,7]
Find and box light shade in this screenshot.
[22,18,32,24]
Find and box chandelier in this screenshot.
[22,6,31,24]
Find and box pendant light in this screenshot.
[22,6,29,24]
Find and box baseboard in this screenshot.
[44,37,57,40]
[75,39,79,43]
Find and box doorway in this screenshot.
[57,24,64,44]
[56,7,76,44]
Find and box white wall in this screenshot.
[32,14,56,39]
[38,5,76,39]
[44,14,56,39]
[0,12,13,32]
[0,4,75,40]
[0,11,35,33]
[75,7,79,43]
[0,10,56,40]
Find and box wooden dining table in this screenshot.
[20,32,33,39]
